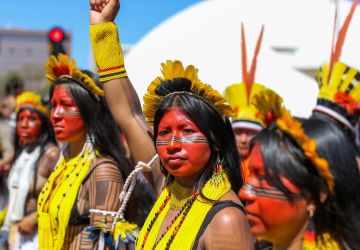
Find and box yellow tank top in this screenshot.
[136,172,231,249]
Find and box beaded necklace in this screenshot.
[169,181,194,210]
[136,171,231,250]
[37,141,96,250]
[140,181,199,250]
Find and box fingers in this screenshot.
[90,0,106,12]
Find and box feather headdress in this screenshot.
[45,53,104,98]
[314,0,360,131]
[224,24,270,131]
[143,60,234,126]
[16,91,49,117]
[253,89,334,193]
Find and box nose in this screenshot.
[239,183,257,202]
[167,132,182,153]
[20,117,29,127]
[238,132,249,143]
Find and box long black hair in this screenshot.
[253,124,326,204]
[49,72,130,177]
[153,78,242,193]
[303,118,360,249]
[13,106,57,199]
[311,110,356,146]
[253,120,360,249]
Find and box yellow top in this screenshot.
[136,172,232,249]
[37,145,95,250]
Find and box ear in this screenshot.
[306,203,316,217]
[319,190,328,203]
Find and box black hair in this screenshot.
[303,118,360,249]
[311,110,356,146]
[13,106,58,198]
[13,107,57,162]
[49,72,130,177]
[153,78,242,194]
[253,124,326,204]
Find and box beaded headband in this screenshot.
[16,91,50,117]
[45,53,104,98]
[143,60,235,126]
[253,89,334,193]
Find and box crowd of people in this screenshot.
[0,0,360,249]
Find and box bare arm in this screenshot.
[89,0,164,195]
[199,207,255,250]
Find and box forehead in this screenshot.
[158,108,198,127]
[249,143,302,194]
[52,85,73,100]
[18,108,39,117]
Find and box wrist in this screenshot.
[90,22,127,83]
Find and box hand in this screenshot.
[17,214,37,236]
[90,0,120,25]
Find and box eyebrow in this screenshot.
[243,183,304,201]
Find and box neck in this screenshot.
[67,137,86,158]
[174,173,201,189]
[273,221,308,250]
[24,140,40,152]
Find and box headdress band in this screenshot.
[253,90,335,193]
[143,60,234,126]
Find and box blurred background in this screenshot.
[0,0,359,117]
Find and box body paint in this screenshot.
[50,86,85,142]
[239,144,308,244]
[156,108,210,177]
[16,109,42,146]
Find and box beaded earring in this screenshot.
[303,209,316,250]
[210,152,225,186]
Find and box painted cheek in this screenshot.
[52,112,85,142]
[16,111,42,145]
[51,87,85,142]
[156,108,211,177]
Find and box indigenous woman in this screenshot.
[239,90,360,249]
[37,55,131,250]
[0,91,59,249]
[88,0,254,249]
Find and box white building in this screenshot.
[124,0,360,117]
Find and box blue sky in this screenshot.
[0,0,200,69]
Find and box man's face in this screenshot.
[233,127,258,159]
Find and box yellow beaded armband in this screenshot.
[90,22,127,83]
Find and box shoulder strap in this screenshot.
[81,160,117,185]
[193,201,245,249]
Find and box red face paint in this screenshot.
[16,109,42,146]
[50,86,85,142]
[156,108,211,177]
[233,127,258,159]
[239,144,308,244]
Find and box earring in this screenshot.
[210,152,225,186]
[303,209,316,250]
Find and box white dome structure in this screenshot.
[124,0,360,117]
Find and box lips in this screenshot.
[165,156,186,167]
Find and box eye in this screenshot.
[158,129,170,136]
[182,128,195,134]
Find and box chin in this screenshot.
[166,167,200,177]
